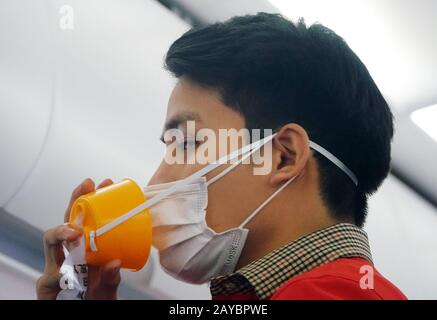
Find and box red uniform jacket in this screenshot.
[213,258,407,300]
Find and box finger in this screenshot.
[64,178,113,224]
[86,261,121,300]
[100,260,122,288]
[36,273,63,300]
[97,178,113,189]
[43,225,82,271]
[64,178,95,223]
[69,212,84,230]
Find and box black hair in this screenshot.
[164,13,394,226]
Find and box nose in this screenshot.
[147,161,167,186]
[147,160,181,186]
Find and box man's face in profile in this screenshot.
[148,78,276,235]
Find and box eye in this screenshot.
[178,138,197,150]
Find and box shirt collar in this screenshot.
[210,223,373,299]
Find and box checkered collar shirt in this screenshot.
[210,223,373,299]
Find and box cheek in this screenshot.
[148,160,205,185]
[147,161,182,185]
[205,183,241,232]
[205,164,272,232]
[204,167,254,232]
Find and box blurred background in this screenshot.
[0,0,436,299]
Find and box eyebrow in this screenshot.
[160,112,201,143]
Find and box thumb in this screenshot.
[100,260,122,288]
[85,260,121,300]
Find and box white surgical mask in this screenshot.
[144,134,293,284]
[144,173,297,284]
[143,177,244,284]
[88,133,357,284]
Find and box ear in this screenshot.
[269,123,311,187]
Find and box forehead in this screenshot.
[165,79,245,130]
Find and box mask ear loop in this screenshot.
[238,175,297,229]
[237,140,359,229]
[206,147,253,187]
[206,134,276,187]
[309,141,358,186]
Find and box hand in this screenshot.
[36,178,122,300]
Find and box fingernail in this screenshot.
[82,178,92,186]
[113,260,122,272]
[112,266,120,276]
[63,227,78,237]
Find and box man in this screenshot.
[36,13,406,300]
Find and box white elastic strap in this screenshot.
[206,136,269,187]
[89,231,97,252]
[239,175,297,228]
[90,133,277,249]
[206,151,248,187]
[309,141,358,186]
